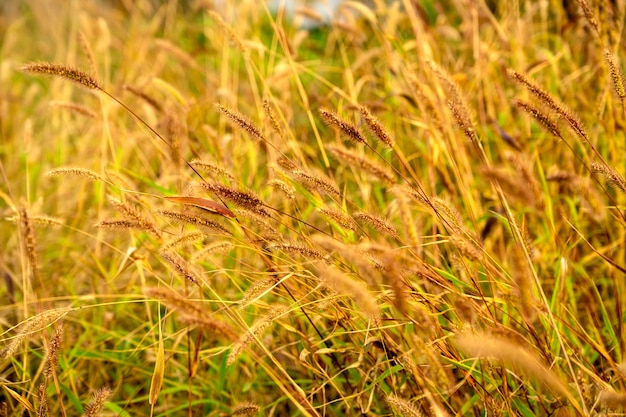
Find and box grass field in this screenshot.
[1,0,625,416]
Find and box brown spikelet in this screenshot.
[481,166,540,208]
[326,144,395,184]
[95,219,147,231]
[508,70,588,141]
[291,170,341,197]
[598,390,626,407]
[316,262,381,323]
[49,101,97,118]
[319,107,367,144]
[108,197,162,238]
[6,214,63,227]
[428,61,479,143]
[382,252,408,315]
[37,383,48,417]
[591,161,626,193]
[206,10,248,53]
[122,84,163,112]
[448,234,482,261]
[263,99,284,139]
[504,151,545,208]
[46,167,104,181]
[267,242,325,260]
[190,159,235,180]
[0,307,72,359]
[160,251,201,286]
[227,305,288,365]
[276,156,298,172]
[239,278,279,309]
[145,287,205,319]
[511,245,537,322]
[154,38,198,69]
[387,395,423,417]
[232,402,260,416]
[162,232,206,251]
[576,0,600,35]
[82,387,112,417]
[44,325,63,379]
[454,332,569,397]
[354,212,399,240]
[190,241,234,262]
[266,179,295,200]
[198,182,270,217]
[77,31,97,77]
[512,99,562,138]
[216,103,264,141]
[19,205,40,285]
[22,62,101,90]
[157,210,232,235]
[359,106,394,148]
[177,316,237,341]
[604,49,626,100]
[317,207,358,232]
[391,187,419,249]
[432,198,465,235]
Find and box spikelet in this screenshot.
[227,305,288,365]
[198,183,270,217]
[382,251,408,315]
[512,99,562,139]
[266,179,295,200]
[154,38,198,69]
[77,31,97,77]
[576,0,600,35]
[44,325,63,379]
[391,187,419,249]
[353,212,399,240]
[387,395,423,417]
[267,242,325,260]
[448,234,482,262]
[162,231,206,251]
[82,387,112,417]
[263,99,284,139]
[206,10,248,54]
[0,307,72,359]
[317,207,358,232]
[108,197,162,238]
[598,389,626,407]
[49,101,97,118]
[291,170,341,197]
[21,62,101,90]
[18,205,40,285]
[511,245,537,323]
[122,84,163,112]
[190,159,235,180]
[591,161,626,193]
[359,106,394,148]
[190,241,235,262]
[428,61,479,144]
[504,151,545,209]
[160,251,202,286]
[481,166,540,209]
[232,402,261,416]
[46,167,104,181]
[37,383,48,417]
[454,332,569,397]
[157,210,232,235]
[316,263,380,324]
[326,144,395,184]
[239,278,278,309]
[604,49,626,100]
[508,70,588,142]
[318,107,367,144]
[216,103,264,141]
[95,219,147,231]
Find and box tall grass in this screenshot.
[1,0,625,416]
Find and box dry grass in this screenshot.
[1,0,625,416]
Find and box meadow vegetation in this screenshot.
[1,0,625,416]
